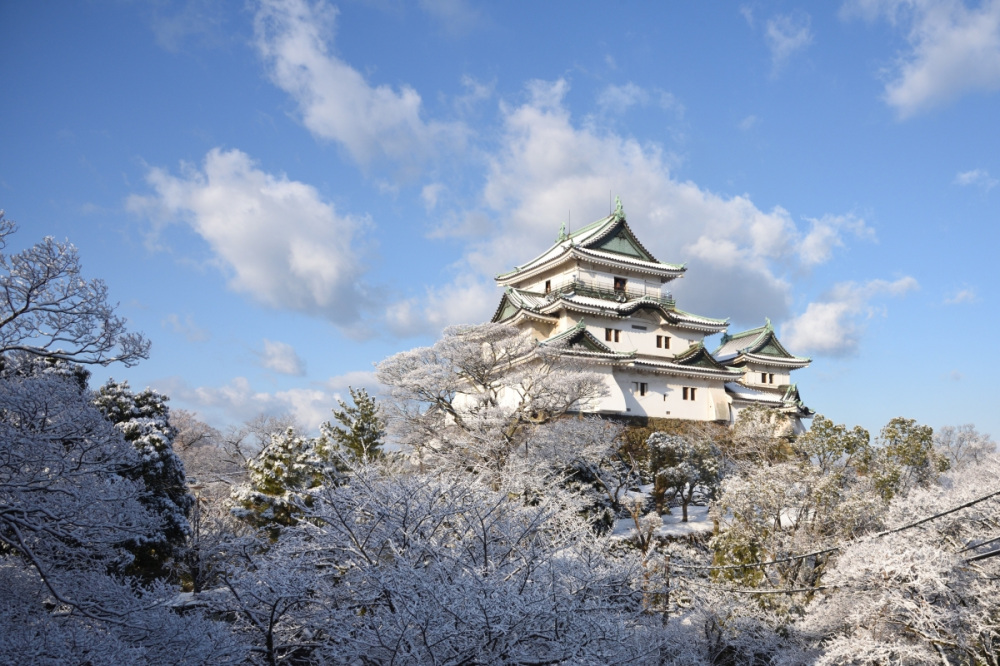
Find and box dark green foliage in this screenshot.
[321,387,385,463]
[93,379,193,580]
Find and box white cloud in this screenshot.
[324,370,379,394]
[845,0,1000,117]
[782,276,918,356]
[739,114,760,130]
[421,182,445,211]
[259,339,306,376]
[597,83,684,116]
[414,80,872,326]
[944,287,977,304]
[597,82,648,113]
[799,214,876,266]
[454,75,494,112]
[156,369,379,433]
[385,278,497,336]
[162,313,210,342]
[156,376,333,432]
[765,12,814,73]
[253,0,467,170]
[954,168,999,190]
[128,147,367,327]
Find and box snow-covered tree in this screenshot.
[727,405,794,470]
[648,432,720,522]
[320,386,385,462]
[0,360,242,664]
[0,211,149,366]
[935,423,997,471]
[710,414,885,593]
[802,456,1000,665]
[93,379,193,579]
[231,427,341,537]
[217,465,666,665]
[865,416,949,500]
[376,322,605,474]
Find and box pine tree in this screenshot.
[321,387,385,463]
[231,427,339,539]
[93,379,193,579]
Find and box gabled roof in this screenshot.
[672,341,738,372]
[713,318,811,368]
[491,287,729,334]
[725,381,815,417]
[495,197,686,286]
[631,344,745,380]
[543,320,615,354]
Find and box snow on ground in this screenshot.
[612,504,714,539]
[656,504,714,537]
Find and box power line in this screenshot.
[957,534,1000,554]
[670,486,1000,573]
[678,577,835,596]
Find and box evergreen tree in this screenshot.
[321,386,385,463]
[93,379,193,579]
[231,427,339,538]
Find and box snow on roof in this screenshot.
[724,381,785,404]
[713,319,810,365]
[495,201,685,284]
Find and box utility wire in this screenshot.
[670,486,1000,573]
[956,533,1000,554]
[678,577,835,596]
[966,548,1000,563]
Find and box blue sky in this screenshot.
[2,0,998,439]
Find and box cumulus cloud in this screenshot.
[128,147,367,327]
[944,287,977,304]
[799,214,876,266]
[844,0,1000,117]
[156,376,333,432]
[384,278,498,336]
[765,12,814,73]
[259,339,306,376]
[162,313,210,343]
[406,79,870,329]
[782,276,918,356]
[157,369,379,432]
[954,168,999,190]
[253,0,466,170]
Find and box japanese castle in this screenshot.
[490,197,814,432]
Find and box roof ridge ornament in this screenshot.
[556,221,568,242]
[613,195,625,221]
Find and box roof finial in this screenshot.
[556,220,568,242]
[764,317,772,330]
[613,195,625,221]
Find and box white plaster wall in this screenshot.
[608,370,723,421]
[585,315,703,359]
[745,365,792,388]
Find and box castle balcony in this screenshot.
[543,277,676,308]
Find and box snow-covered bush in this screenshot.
[218,465,667,665]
